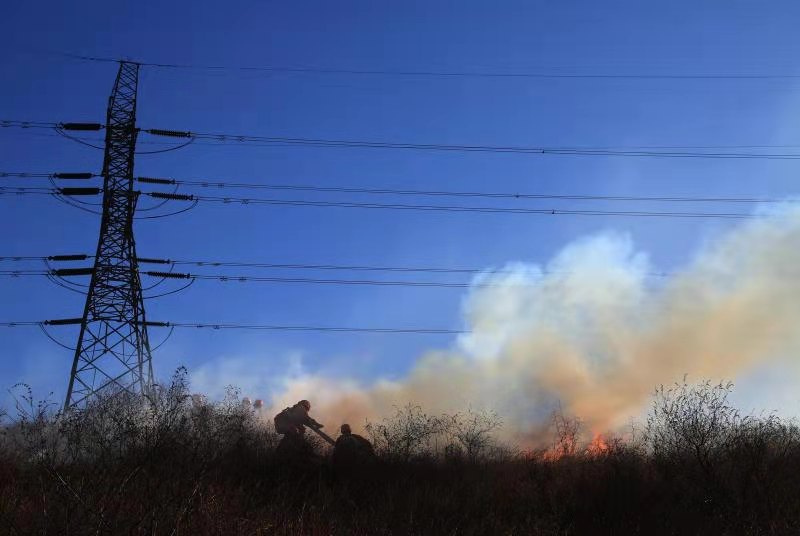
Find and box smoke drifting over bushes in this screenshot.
[265,208,800,445]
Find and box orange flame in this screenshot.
[586,433,610,456]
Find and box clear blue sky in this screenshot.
[2,2,800,408]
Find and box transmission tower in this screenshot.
[64,61,154,410]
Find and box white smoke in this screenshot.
[261,207,800,445]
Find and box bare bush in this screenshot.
[645,379,739,472]
[551,406,582,458]
[365,404,443,460]
[442,409,502,461]
[1,374,799,534]
[363,405,503,462]
[0,369,285,533]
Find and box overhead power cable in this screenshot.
[0,186,765,219]
[53,52,800,81]
[164,130,800,160]
[0,254,91,263]
[0,270,49,276]
[150,257,667,276]
[3,129,194,155]
[0,120,60,129]
[138,176,796,204]
[11,129,800,153]
[0,186,198,219]
[0,319,465,335]
[1,172,62,179]
[6,120,800,160]
[54,126,106,150]
[0,254,672,278]
[0,268,663,289]
[184,193,758,219]
[0,256,67,262]
[144,271,502,288]
[4,172,796,204]
[0,187,56,196]
[162,322,465,334]
[38,323,76,351]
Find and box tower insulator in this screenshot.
[59,187,101,196]
[148,192,194,201]
[52,268,94,277]
[144,271,192,279]
[60,123,102,131]
[48,255,89,261]
[136,257,171,264]
[53,173,95,180]
[143,321,170,327]
[146,128,192,138]
[45,318,84,326]
[136,177,175,185]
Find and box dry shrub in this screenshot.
[365,404,504,462]
[0,373,799,535]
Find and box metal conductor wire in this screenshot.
[143,278,196,299]
[1,319,465,335]
[50,52,800,80]
[38,323,76,351]
[150,325,176,352]
[164,322,466,334]
[135,198,199,219]
[54,127,105,150]
[190,194,757,219]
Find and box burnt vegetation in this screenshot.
[1,371,799,535]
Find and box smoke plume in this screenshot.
[265,208,800,445]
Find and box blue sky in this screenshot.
[2,2,800,412]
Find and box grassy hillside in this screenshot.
[1,371,799,535]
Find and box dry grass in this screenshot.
[1,371,799,535]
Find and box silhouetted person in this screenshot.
[274,400,323,458]
[332,424,375,469]
[275,400,322,435]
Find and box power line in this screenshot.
[165,322,465,334]
[5,171,792,204]
[0,270,49,276]
[0,254,673,278]
[0,319,465,335]
[0,172,59,178]
[1,121,191,155]
[159,258,671,277]
[142,176,795,204]
[0,256,58,262]
[176,131,800,160]
[0,186,199,219]
[6,169,800,205]
[10,128,800,153]
[6,121,800,160]
[0,120,60,129]
[0,268,671,289]
[2,269,475,288]
[0,186,763,219]
[0,187,56,195]
[187,193,759,219]
[0,131,196,154]
[0,186,764,219]
[53,52,800,81]
[175,273,476,288]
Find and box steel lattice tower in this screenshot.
[64,61,154,410]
